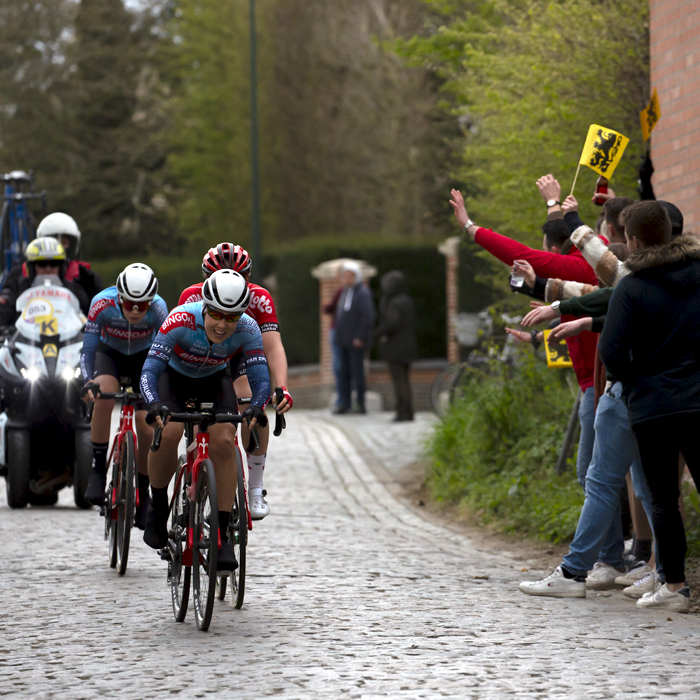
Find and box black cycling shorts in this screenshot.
[157,366,238,414]
[231,351,247,379]
[94,347,150,408]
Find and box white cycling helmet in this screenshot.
[37,213,81,257]
[201,269,250,313]
[116,263,158,302]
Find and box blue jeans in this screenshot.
[330,329,342,406]
[563,382,655,577]
[576,386,596,488]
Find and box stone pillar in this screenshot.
[438,236,460,364]
[311,258,378,390]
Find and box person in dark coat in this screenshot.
[333,262,374,414]
[599,201,700,613]
[375,270,417,421]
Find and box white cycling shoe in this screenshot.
[249,488,270,520]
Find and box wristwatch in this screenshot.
[463,219,476,231]
[546,199,561,208]
[551,300,562,316]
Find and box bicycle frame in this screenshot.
[106,402,139,520]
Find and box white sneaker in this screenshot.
[623,571,659,599]
[519,566,586,598]
[623,538,634,556]
[636,583,690,613]
[586,561,626,590]
[615,563,653,587]
[249,488,269,521]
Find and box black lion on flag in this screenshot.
[588,129,623,173]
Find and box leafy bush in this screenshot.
[428,347,583,542]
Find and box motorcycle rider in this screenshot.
[81,264,168,525]
[178,243,292,520]
[0,238,89,326]
[1,213,102,305]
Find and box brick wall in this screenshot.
[650,0,700,229]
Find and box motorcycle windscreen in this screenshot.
[15,281,84,343]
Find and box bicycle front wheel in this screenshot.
[192,460,218,632]
[231,446,247,610]
[170,457,190,623]
[107,456,118,569]
[116,433,136,576]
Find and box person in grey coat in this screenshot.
[333,262,375,414]
[375,270,417,421]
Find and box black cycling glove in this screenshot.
[146,402,171,426]
[242,405,268,428]
[80,381,101,399]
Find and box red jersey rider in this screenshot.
[178,243,292,520]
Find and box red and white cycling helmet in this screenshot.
[201,269,251,314]
[201,243,252,278]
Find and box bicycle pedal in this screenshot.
[98,506,106,517]
[158,548,172,562]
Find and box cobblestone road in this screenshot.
[2,410,700,699]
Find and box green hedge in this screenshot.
[91,236,498,365]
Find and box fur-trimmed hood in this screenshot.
[625,234,700,273]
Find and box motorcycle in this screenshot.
[0,275,91,508]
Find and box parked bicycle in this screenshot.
[86,379,143,576]
[1,171,47,286]
[151,402,254,632]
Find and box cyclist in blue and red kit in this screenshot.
[81,264,168,524]
[140,269,271,572]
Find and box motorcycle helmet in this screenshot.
[201,243,252,278]
[201,269,251,313]
[116,263,158,302]
[25,238,67,278]
[37,212,81,260]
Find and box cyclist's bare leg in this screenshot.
[234,374,270,519]
[147,421,184,488]
[134,411,153,476]
[234,374,269,455]
[90,374,119,443]
[208,423,237,512]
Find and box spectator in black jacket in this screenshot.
[334,262,375,414]
[599,200,700,613]
[376,271,417,422]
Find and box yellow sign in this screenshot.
[640,88,661,141]
[40,317,58,335]
[43,344,58,358]
[579,124,629,179]
[544,329,573,368]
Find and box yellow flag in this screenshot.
[578,124,630,179]
[640,88,661,141]
[543,329,573,369]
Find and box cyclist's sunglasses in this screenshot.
[204,306,242,324]
[35,261,59,269]
[120,297,151,313]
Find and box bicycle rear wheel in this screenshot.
[170,457,190,622]
[231,447,247,609]
[116,433,136,576]
[192,460,218,631]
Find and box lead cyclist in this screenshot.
[179,243,292,520]
[141,269,271,572]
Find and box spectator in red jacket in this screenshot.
[450,187,600,490]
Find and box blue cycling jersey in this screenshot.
[80,287,168,382]
[140,303,270,408]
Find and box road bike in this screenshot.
[151,403,252,632]
[1,171,47,286]
[86,379,143,576]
